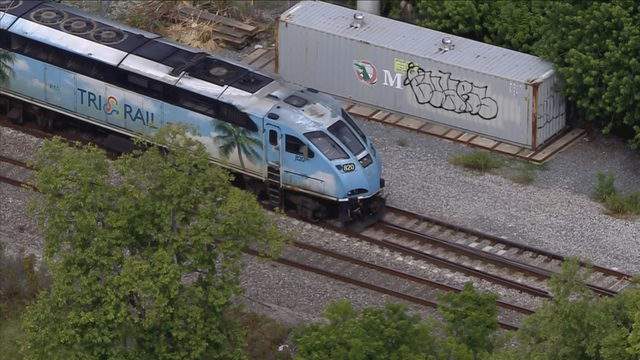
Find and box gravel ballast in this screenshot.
[3,116,640,324]
[356,118,640,273]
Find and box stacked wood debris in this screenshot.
[171,6,264,49]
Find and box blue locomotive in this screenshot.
[0,1,385,222]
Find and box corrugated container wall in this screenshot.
[277,1,566,149]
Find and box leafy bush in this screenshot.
[406,0,640,149]
[0,245,49,360]
[235,309,292,360]
[450,151,503,172]
[0,244,50,318]
[396,137,408,147]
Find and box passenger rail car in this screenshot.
[0,1,384,222]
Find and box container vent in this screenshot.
[440,37,454,52]
[350,12,364,28]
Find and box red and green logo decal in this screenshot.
[353,60,377,85]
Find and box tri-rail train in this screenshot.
[0,1,384,222]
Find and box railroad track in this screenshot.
[246,240,528,330]
[349,206,633,299]
[1,142,529,329]
[0,154,36,191]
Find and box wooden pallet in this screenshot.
[343,102,584,163]
[174,6,263,49]
[243,47,277,74]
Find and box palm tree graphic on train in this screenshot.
[214,122,262,169]
[0,50,15,84]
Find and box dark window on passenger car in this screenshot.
[286,135,314,158]
[341,109,367,142]
[284,95,308,108]
[328,120,365,155]
[304,131,348,160]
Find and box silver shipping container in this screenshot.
[277,1,566,149]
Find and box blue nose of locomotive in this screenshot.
[341,142,383,199]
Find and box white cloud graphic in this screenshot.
[31,78,45,89]
[12,58,29,72]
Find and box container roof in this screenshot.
[280,1,555,83]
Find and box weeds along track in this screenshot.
[355,206,633,298]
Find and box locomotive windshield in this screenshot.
[304,131,349,160]
[328,120,365,155]
[341,109,367,142]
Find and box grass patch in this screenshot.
[0,313,24,359]
[594,172,617,202]
[450,151,503,172]
[593,172,640,216]
[510,162,544,185]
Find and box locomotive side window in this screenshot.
[285,135,314,158]
[269,130,278,146]
[304,131,348,160]
[328,120,365,155]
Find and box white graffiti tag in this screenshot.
[403,62,499,120]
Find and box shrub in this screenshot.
[450,151,503,172]
[603,194,628,215]
[396,137,408,147]
[0,244,50,318]
[594,172,617,202]
[593,173,640,216]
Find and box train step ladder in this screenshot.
[266,165,282,210]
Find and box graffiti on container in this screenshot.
[403,62,499,120]
[536,94,564,130]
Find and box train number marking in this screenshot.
[342,163,355,172]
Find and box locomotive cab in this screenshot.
[263,88,385,223]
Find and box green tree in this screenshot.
[411,0,640,148]
[438,283,499,359]
[214,122,262,170]
[533,0,640,147]
[294,300,444,360]
[0,49,15,84]
[491,259,638,360]
[22,127,284,359]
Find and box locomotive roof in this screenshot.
[0,0,276,116]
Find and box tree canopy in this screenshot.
[22,127,284,359]
[293,284,504,360]
[294,260,640,360]
[404,0,640,148]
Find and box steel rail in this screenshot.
[328,222,553,299]
[383,206,629,297]
[244,247,520,330]
[292,241,534,315]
